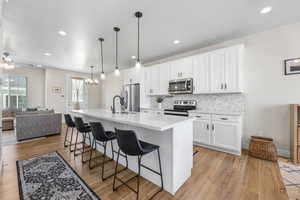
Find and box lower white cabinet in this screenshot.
[190,113,242,155]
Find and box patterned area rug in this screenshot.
[16,152,100,200]
[279,161,300,199]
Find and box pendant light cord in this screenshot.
[116,30,118,69]
[137,17,140,61]
[100,40,104,73]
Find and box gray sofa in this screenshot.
[16,110,62,141]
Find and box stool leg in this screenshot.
[101,141,107,181]
[74,130,79,156]
[157,149,164,190]
[89,138,96,169]
[136,155,142,200]
[110,140,115,160]
[113,148,121,191]
[64,126,69,147]
[69,128,74,152]
[81,132,87,163]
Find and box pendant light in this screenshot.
[98,38,106,80]
[113,27,120,76]
[135,11,143,69]
[85,66,99,85]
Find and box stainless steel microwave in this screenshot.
[168,78,193,94]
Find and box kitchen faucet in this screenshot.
[111,95,125,114]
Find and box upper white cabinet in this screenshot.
[170,57,193,80]
[145,62,170,96]
[158,62,171,95]
[210,45,243,93]
[122,68,142,85]
[144,44,243,96]
[193,53,211,94]
[145,65,160,96]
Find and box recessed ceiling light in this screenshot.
[58,30,67,36]
[44,52,52,56]
[131,56,136,59]
[294,59,300,63]
[260,6,272,14]
[173,40,180,44]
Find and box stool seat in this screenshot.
[104,131,117,140]
[140,140,159,155]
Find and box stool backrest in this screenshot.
[90,122,109,142]
[115,128,143,156]
[74,117,87,133]
[64,114,75,127]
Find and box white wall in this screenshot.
[45,68,102,114]
[3,67,45,108]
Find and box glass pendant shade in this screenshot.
[114,68,120,76]
[100,72,106,80]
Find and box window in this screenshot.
[0,75,27,109]
[71,78,84,102]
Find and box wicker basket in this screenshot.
[249,136,278,162]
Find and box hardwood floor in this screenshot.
[0,126,289,200]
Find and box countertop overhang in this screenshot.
[70,109,195,131]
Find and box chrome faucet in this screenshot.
[111,95,125,114]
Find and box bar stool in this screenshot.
[74,117,92,163]
[63,114,76,151]
[113,128,164,200]
[89,122,128,181]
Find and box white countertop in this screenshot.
[71,109,195,131]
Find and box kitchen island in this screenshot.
[71,109,195,195]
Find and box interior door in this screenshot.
[211,121,240,151]
[193,119,210,145]
[210,50,225,93]
[193,54,210,93]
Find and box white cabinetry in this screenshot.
[193,53,210,93]
[210,45,243,93]
[145,63,170,96]
[190,112,242,155]
[122,68,141,85]
[145,65,160,96]
[170,57,193,80]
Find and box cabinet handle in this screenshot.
[212,124,215,131]
[220,117,228,120]
[221,84,224,90]
[206,124,209,130]
[196,116,202,118]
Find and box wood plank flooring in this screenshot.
[0,126,289,200]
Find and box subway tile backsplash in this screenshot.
[150,93,245,113]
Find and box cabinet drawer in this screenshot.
[212,115,240,122]
[189,113,210,120]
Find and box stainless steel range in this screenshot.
[164,100,197,117]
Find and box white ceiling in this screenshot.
[3,0,300,73]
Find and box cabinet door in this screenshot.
[158,62,171,95]
[170,57,193,80]
[193,54,210,94]
[224,46,241,92]
[211,121,240,151]
[145,65,160,95]
[210,50,225,93]
[193,119,210,144]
